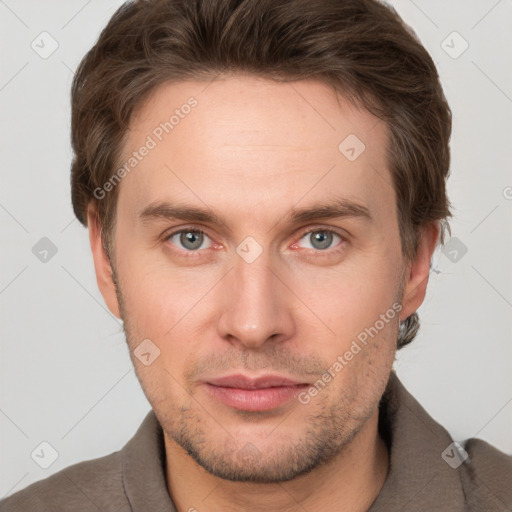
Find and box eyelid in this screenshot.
[164,225,204,238]
[297,225,347,238]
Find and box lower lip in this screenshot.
[204,383,308,412]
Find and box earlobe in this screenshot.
[399,222,440,322]
[87,204,122,319]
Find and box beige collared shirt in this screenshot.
[1,371,511,511]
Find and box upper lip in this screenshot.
[206,374,308,389]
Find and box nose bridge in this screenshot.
[217,245,291,347]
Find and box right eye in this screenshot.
[165,229,214,252]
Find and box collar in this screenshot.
[122,409,176,512]
[368,371,466,511]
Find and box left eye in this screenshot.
[167,230,213,251]
[297,230,342,251]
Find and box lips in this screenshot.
[204,374,309,412]
[207,374,305,389]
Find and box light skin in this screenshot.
[88,75,438,511]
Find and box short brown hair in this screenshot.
[70,0,452,348]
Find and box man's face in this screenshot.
[91,75,417,482]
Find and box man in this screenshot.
[1,0,511,510]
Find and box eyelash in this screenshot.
[162,226,346,257]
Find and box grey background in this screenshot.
[1,0,511,498]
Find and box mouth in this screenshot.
[203,374,310,412]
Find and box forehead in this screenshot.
[117,75,395,229]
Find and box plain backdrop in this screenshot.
[1,0,511,498]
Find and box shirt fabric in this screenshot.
[1,371,511,511]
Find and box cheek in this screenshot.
[285,253,401,348]
[116,262,205,401]
[117,248,204,326]
[115,252,221,382]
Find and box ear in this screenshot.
[87,204,121,319]
[399,221,440,322]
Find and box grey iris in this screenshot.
[310,231,332,250]
[181,231,203,250]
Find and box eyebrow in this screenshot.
[138,197,373,228]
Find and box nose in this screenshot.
[216,249,295,349]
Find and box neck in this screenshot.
[164,408,389,512]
